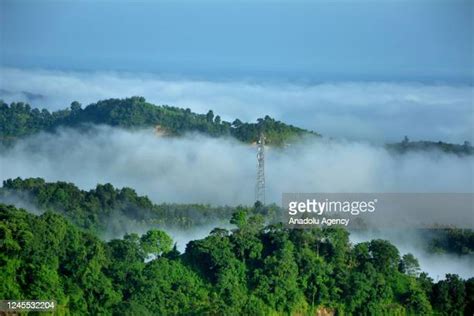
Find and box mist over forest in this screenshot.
[1,84,473,315]
[0,85,473,315]
[1,125,472,206]
[1,67,473,143]
[0,99,473,283]
[1,0,473,313]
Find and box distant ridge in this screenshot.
[386,136,473,156]
[1,97,472,155]
[0,96,317,145]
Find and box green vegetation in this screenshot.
[387,136,473,155]
[2,178,473,257]
[3,98,472,152]
[2,98,472,315]
[427,228,474,255]
[1,178,473,314]
[0,177,279,236]
[0,97,317,146]
[1,204,473,315]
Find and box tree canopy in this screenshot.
[1,203,473,315]
[0,97,318,146]
[387,137,473,156]
[0,177,278,236]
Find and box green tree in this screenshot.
[431,274,466,315]
[399,253,421,277]
[206,110,214,122]
[140,229,173,257]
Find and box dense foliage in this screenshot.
[0,97,316,146]
[1,204,473,315]
[0,177,279,236]
[427,228,474,255]
[2,178,473,256]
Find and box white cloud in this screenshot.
[1,126,471,206]
[1,125,472,278]
[1,67,472,143]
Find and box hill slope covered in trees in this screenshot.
[0,97,316,146]
[2,177,473,256]
[2,97,472,154]
[2,203,473,315]
[0,177,279,236]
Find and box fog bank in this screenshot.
[1,67,473,143]
[0,126,472,206]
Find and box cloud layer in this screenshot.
[1,126,472,206]
[1,67,472,143]
[1,126,472,278]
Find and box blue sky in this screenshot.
[1,0,472,82]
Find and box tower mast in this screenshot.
[255,133,265,204]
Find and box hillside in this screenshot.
[2,97,472,155]
[2,177,473,257]
[0,97,317,146]
[387,137,473,156]
[2,203,474,315]
[0,177,278,235]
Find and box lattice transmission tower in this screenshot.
[255,133,266,204]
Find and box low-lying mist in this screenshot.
[1,67,473,143]
[0,188,233,254]
[1,126,472,279]
[0,126,472,206]
[0,190,42,215]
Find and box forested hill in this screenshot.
[2,97,472,154]
[2,177,474,257]
[2,203,474,315]
[0,177,278,235]
[387,137,473,156]
[1,178,474,314]
[0,97,317,145]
